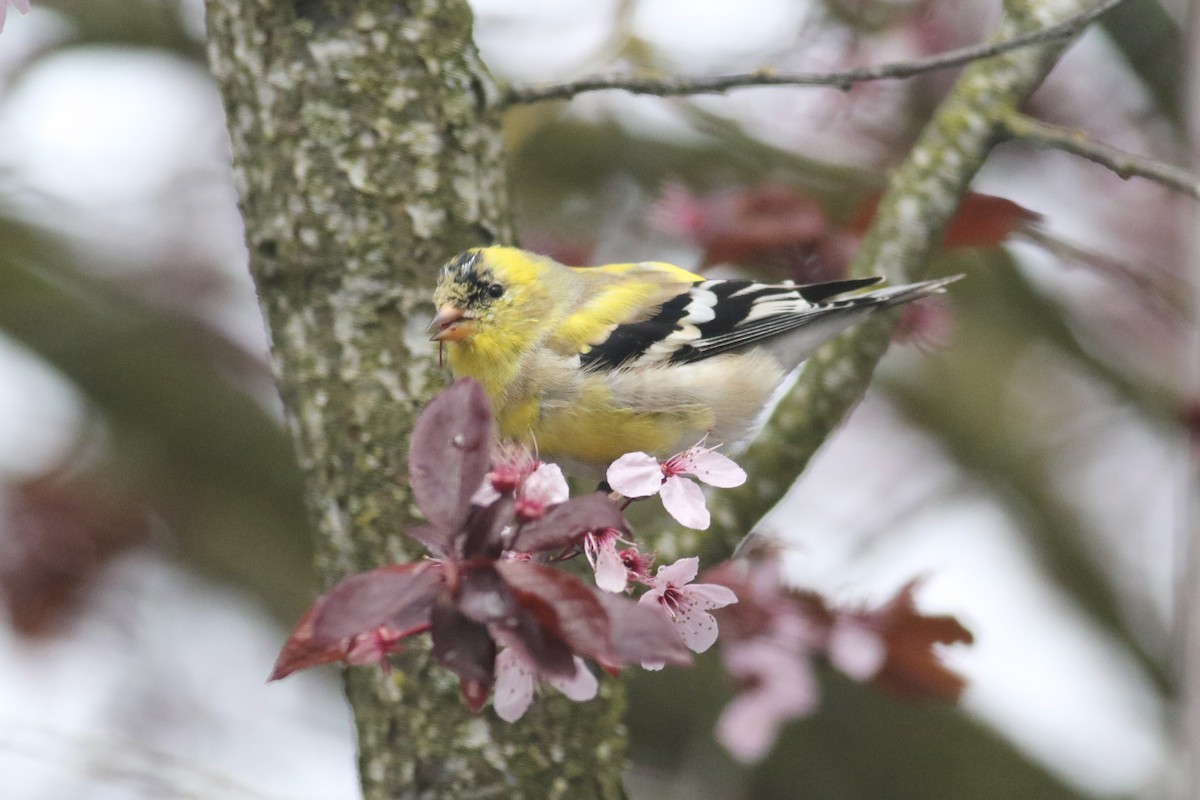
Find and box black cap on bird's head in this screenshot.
[429,247,557,344]
[429,249,508,342]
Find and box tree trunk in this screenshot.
[203,2,628,797]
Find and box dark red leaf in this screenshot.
[460,678,492,714]
[457,564,519,625]
[495,561,611,661]
[1182,400,1200,450]
[460,495,514,559]
[495,596,579,679]
[2,475,148,635]
[431,596,496,685]
[594,591,692,668]
[409,380,495,531]
[941,193,1040,249]
[867,581,974,701]
[405,523,454,558]
[696,185,829,269]
[270,606,348,681]
[311,563,441,645]
[511,493,628,554]
[849,191,1038,249]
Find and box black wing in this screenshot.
[579,276,882,371]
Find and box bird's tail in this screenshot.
[758,273,963,374]
[848,274,963,308]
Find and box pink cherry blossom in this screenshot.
[492,647,598,722]
[583,528,629,593]
[473,442,538,503]
[716,636,817,763]
[472,445,568,521]
[513,462,568,521]
[618,547,653,583]
[607,443,746,530]
[0,0,30,34]
[827,617,887,681]
[638,557,737,667]
[606,451,663,496]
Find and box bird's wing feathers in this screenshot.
[549,261,703,356]
[579,275,954,371]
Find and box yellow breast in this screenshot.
[497,381,713,471]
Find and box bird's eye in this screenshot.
[487,283,505,298]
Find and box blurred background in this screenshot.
[0,0,1193,798]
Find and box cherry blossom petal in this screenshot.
[514,462,571,521]
[594,542,629,593]
[827,619,887,681]
[654,556,700,588]
[679,447,746,488]
[524,463,569,505]
[546,656,598,702]
[635,591,676,670]
[717,692,781,764]
[675,605,722,653]
[606,452,664,497]
[493,647,535,722]
[685,582,739,610]
[471,478,501,506]
[659,475,709,529]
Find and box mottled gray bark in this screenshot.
[203,2,626,797]
[700,0,1111,561]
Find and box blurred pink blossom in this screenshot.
[827,618,887,681]
[705,560,971,762]
[716,635,818,763]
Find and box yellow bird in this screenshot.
[430,246,955,476]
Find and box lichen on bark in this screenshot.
[204,1,628,797]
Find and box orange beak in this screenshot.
[428,305,474,342]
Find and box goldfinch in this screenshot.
[429,246,955,476]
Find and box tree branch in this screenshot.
[695,0,1110,563]
[1002,111,1200,199]
[505,0,1127,106]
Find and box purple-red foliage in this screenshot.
[650,183,1037,285]
[1,475,147,635]
[707,560,973,703]
[271,380,690,711]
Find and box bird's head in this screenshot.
[429,247,556,346]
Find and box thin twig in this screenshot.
[504,0,1127,105]
[1002,111,1200,200]
[1017,225,1190,317]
